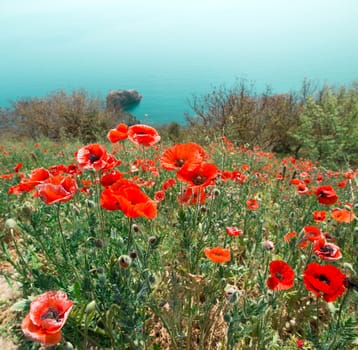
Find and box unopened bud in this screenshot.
[63,342,74,350]
[132,224,140,232]
[223,313,233,323]
[118,255,132,268]
[262,240,275,251]
[148,236,158,247]
[5,218,18,230]
[85,300,97,314]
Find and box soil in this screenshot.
[0,274,20,350]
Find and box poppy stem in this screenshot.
[57,203,69,260]
[126,218,133,253]
[336,288,349,328]
[316,295,320,336]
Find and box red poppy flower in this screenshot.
[231,170,248,184]
[226,227,243,237]
[35,175,78,205]
[331,208,356,223]
[296,182,310,195]
[296,340,305,348]
[162,178,176,191]
[107,123,128,143]
[177,186,207,205]
[313,210,326,222]
[299,225,323,248]
[48,164,68,176]
[127,124,161,147]
[160,142,207,171]
[154,190,166,202]
[14,162,23,173]
[204,247,231,263]
[21,291,73,346]
[246,198,259,211]
[284,231,297,243]
[315,185,338,205]
[176,162,218,187]
[100,170,124,187]
[337,179,347,188]
[76,144,110,170]
[8,167,51,195]
[313,238,342,261]
[303,263,346,302]
[266,260,295,291]
[100,181,157,219]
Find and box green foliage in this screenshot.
[291,85,358,167]
[186,79,357,166]
[2,90,119,143]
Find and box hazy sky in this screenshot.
[1,0,357,120]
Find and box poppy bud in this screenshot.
[5,218,18,230]
[21,201,34,218]
[148,236,159,247]
[85,199,96,208]
[129,251,138,260]
[96,266,105,274]
[85,300,97,314]
[262,240,275,251]
[223,313,233,323]
[95,239,104,248]
[212,188,220,197]
[70,204,80,216]
[118,255,132,268]
[63,342,74,350]
[200,205,207,212]
[344,276,358,291]
[132,224,140,232]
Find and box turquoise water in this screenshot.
[1,0,357,125]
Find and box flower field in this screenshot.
[0,124,357,349]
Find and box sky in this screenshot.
[0,0,357,121]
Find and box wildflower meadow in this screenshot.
[0,123,357,349]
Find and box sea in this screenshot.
[1,0,357,125]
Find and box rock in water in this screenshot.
[106,89,142,112]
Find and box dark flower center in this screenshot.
[192,175,206,185]
[175,159,185,167]
[89,154,100,163]
[275,272,284,280]
[41,307,61,322]
[320,246,334,254]
[318,274,330,284]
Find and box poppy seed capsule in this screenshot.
[118,255,132,268]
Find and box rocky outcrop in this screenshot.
[106,89,142,112]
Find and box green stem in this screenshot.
[126,218,133,253]
[57,203,70,262]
